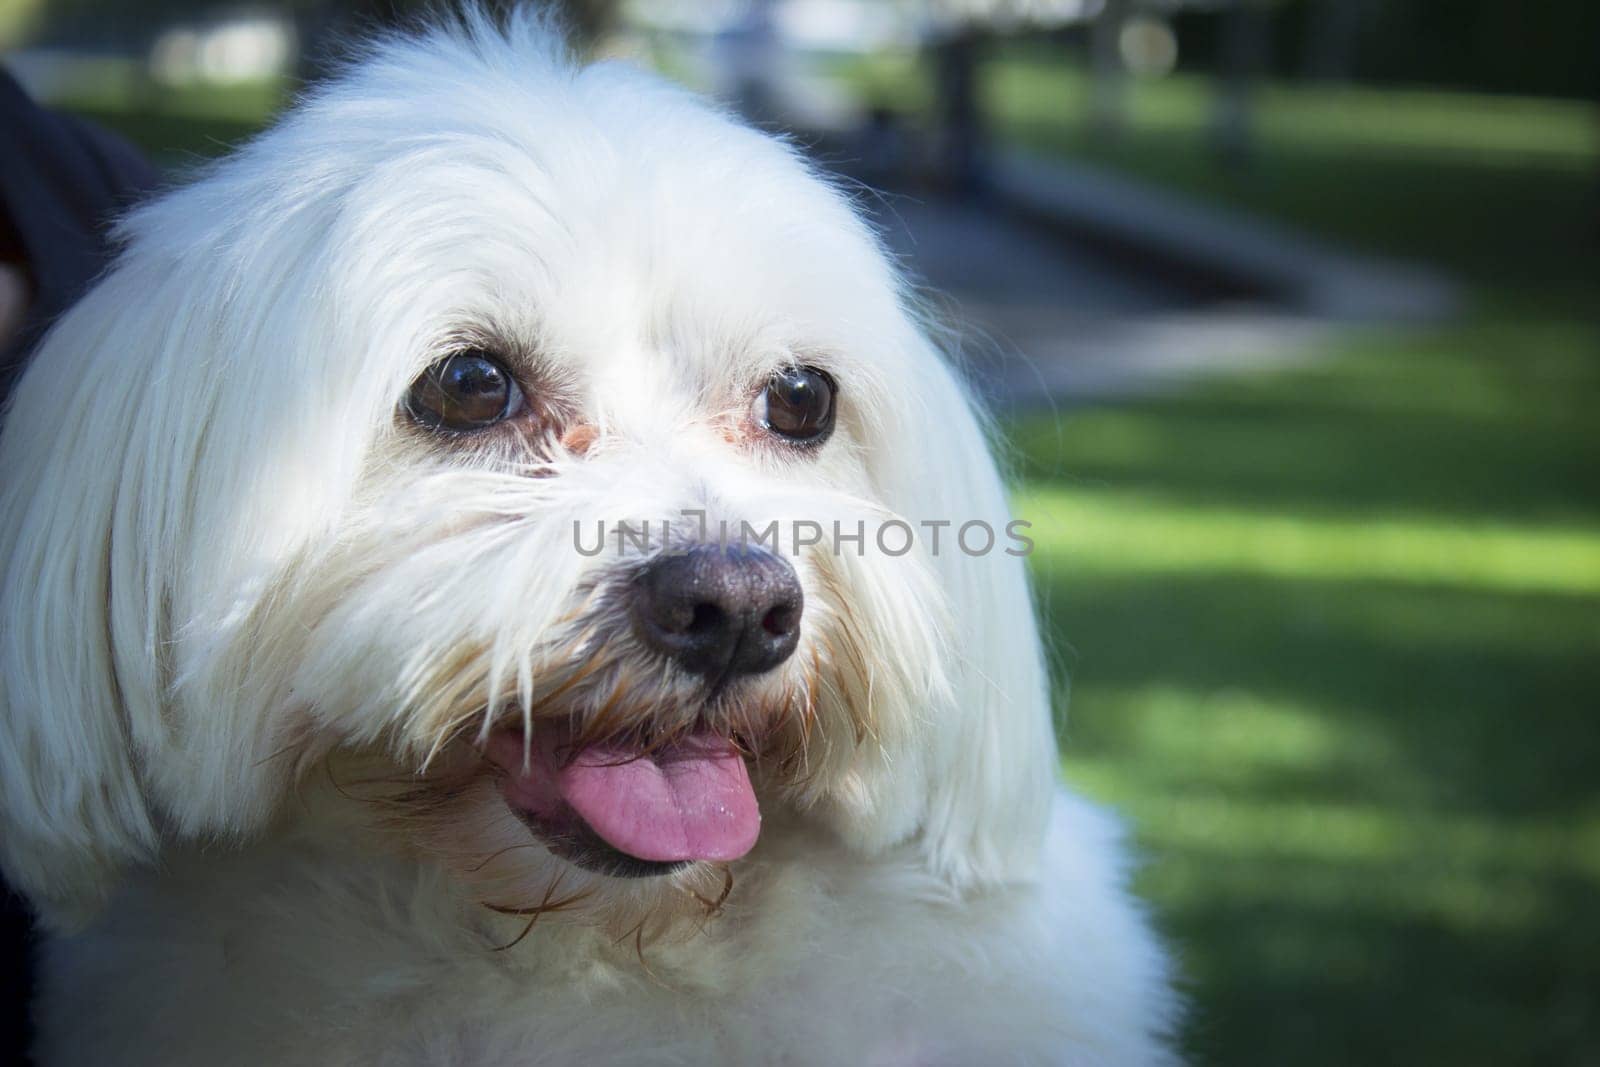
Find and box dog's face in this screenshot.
[0,15,1057,929]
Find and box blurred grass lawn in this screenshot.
[850,42,1600,1065]
[61,55,1600,1066]
[1015,336,1599,1065]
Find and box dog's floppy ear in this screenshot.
[878,332,1059,889]
[0,276,165,929]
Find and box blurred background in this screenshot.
[3,1,1596,1062]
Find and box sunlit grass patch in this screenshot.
[986,52,1600,164]
[1024,485,1600,595]
[1059,684,1396,782]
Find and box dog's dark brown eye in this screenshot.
[405,350,524,432]
[756,366,836,446]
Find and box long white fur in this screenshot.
[0,9,1177,1064]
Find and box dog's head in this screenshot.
[0,12,1056,929]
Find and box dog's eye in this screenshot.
[405,350,525,432]
[755,366,836,446]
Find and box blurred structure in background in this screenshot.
[149,11,296,88]
[2,2,1598,1065]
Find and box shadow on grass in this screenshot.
[1044,571,1600,816]
[1156,853,1599,1067]
[1033,549,1600,1065]
[1013,314,1600,1064]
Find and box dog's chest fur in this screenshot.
[33,795,1170,1066]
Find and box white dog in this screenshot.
[0,11,1175,1065]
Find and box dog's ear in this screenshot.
[0,277,165,928]
[876,334,1059,889]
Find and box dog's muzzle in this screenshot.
[483,544,802,877]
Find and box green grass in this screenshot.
[55,61,1600,1065]
[842,40,1600,1065]
[55,76,286,167]
[1012,319,1600,1065]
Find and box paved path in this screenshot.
[856,188,1333,409]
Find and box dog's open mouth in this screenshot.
[484,724,761,878]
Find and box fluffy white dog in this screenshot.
[0,11,1175,1065]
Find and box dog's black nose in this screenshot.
[632,544,803,680]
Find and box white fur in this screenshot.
[0,10,1176,1064]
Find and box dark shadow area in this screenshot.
[1158,853,1599,1067]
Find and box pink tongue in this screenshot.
[559,735,760,863]
[489,730,761,864]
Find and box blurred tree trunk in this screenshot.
[928,19,989,197]
[548,0,618,48]
[1089,0,1130,141]
[1301,0,1367,83]
[1211,0,1268,165]
[1593,111,1600,242]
